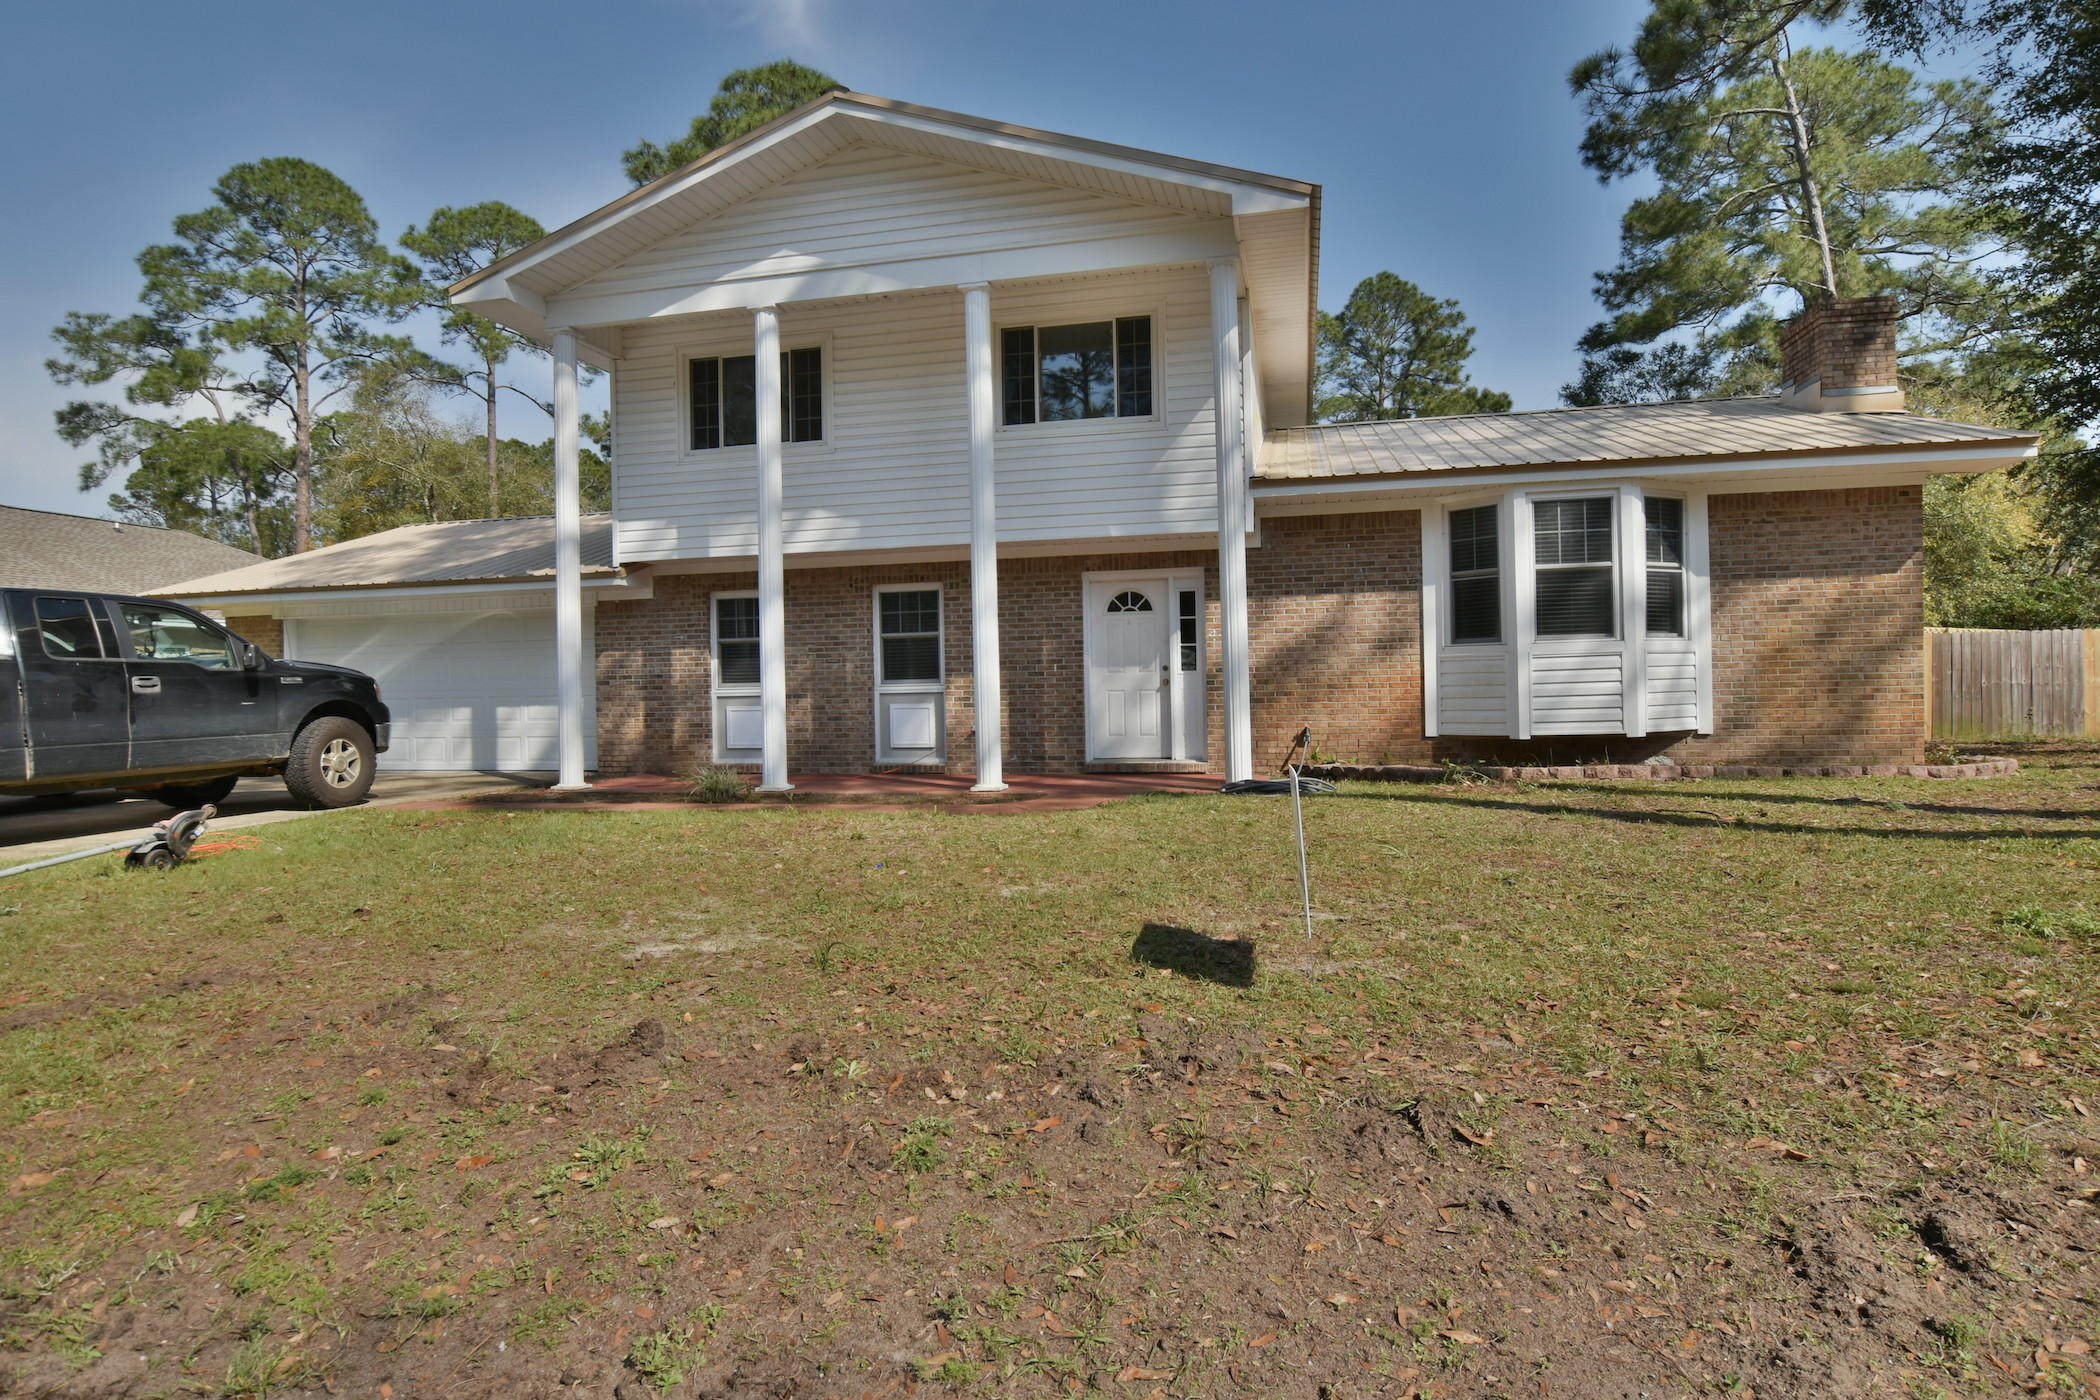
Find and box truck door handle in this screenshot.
[131,676,161,694]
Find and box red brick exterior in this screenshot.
[592,485,1925,776]
[593,551,1223,778]
[223,615,284,655]
[1246,511,1424,771]
[1780,296,1900,396]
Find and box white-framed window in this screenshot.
[874,585,943,688]
[1448,504,1500,644]
[1645,496,1686,637]
[687,347,824,451]
[1532,495,1617,639]
[999,315,1154,425]
[711,591,760,693]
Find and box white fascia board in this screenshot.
[633,530,1224,576]
[848,107,1311,215]
[1251,441,2037,510]
[543,226,1239,326]
[170,575,651,611]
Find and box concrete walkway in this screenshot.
[0,772,539,867]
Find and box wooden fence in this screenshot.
[1929,628,2100,739]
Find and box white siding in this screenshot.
[562,144,1231,308]
[612,265,1221,563]
[1530,647,1624,735]
[1437,646,1509,735]
[1645,636,1700,732]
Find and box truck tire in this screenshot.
[283,717,376,809]
[149,776,239,811]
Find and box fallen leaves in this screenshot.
[1746,1136,1811,1161]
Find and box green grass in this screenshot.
[0,742,2094,1391]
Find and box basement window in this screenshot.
[1000,317,1153,425]
[689,347,823,450]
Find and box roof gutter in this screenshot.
[1252,439,2040,501]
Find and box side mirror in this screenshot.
[242,643,264,671]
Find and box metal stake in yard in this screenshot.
[1286,727,1314,940]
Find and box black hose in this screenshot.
[1219,775,1337,796]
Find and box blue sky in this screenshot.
[2,0,1707,516]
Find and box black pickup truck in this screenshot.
[0,587,390,810]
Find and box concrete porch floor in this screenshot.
[407,770,1227,814]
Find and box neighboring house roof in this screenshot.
[1257,397,2041,482]
[158,514,616,598]
[0,505,260,594]
[449,89,1320,422]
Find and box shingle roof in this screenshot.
[158,514,616,597]
[0,506,262,594]
[1257,397,2038,481]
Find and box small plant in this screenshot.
[2000,904,2100,944]
[892,1116,952,1174]
[630,1318,707,1391]
[812,939,844,974]
[688,765,752,804]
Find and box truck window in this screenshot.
[34,597,105,660]
[118,603,235,670]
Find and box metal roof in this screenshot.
[0,506,261,594]
[158,514,616,597]
[1258,397,2040,481]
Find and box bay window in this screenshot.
[1427,485,1710,740]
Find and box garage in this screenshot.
[285,610,595,773]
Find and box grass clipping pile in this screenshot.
[0,980,2090,1399]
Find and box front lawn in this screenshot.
[0,748,2095,1398]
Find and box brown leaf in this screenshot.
[455,1154,492,1172]
[1439,1329,1489,1346]
[10,1171,56,1193]
[1031,1116,1062,1133]
[1116,1366,1175,1382]
[1249,1331,1277,1348]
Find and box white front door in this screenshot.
[1086,577,1171,759]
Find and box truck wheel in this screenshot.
[284,717,376,809]
[149,776,239,811]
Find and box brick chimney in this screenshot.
[1778,295,1903,412]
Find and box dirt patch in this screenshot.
[539,1017,669,1094]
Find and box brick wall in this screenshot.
[591,485,1925,776]
[1247,511,1424,770]
[224,615,283,654]
[1780,296,1899,395]
[594,550,1220,777]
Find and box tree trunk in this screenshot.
[485,351,501,517]
[1774,41,1840,302]
[293,355,313,552]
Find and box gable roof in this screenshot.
[1258,397,2041,482]
[0,506,261,594]
[157,514,616,598]
[451,90,1319,421]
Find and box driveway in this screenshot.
[0,772,540,867]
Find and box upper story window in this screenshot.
[1449,505,1500,644]
[1645,497,1686,636]
[1000,317,1153,425]
[1533,497,1616,638]
[689,347,823,451]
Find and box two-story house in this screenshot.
[162,91,2038,785]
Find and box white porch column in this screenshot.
[753,306,792,792]
[549,327,588,790]
[1209,259,1254,781]
[961,282,1007,791]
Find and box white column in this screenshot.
[961,282,1006,791]
[1210,259,1254,781]
[753,305,792,792]
[550,327,588,790]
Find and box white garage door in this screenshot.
[288,610,592,773]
